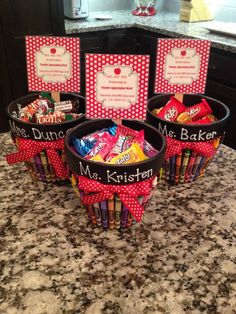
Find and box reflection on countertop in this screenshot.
[0,132,236,313]
[65,10,236,53]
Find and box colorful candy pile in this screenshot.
[12,93,83,123]
[152,96,217,124]
[72,124,158,164]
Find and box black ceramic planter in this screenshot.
[65,119,166,230]
[7,92,86,183]
[147,94,230,184]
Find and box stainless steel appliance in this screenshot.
[63,0,89,19]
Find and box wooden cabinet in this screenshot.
[205,48,236,149]
[0,7,236,149]
[206,80,236,149]
[135,30,169,96]
[0,0,65,132]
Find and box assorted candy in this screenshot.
[153,96,217,124]
[13,93,83,123]
[72,124,158,164]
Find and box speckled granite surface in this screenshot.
[65,10,236,53]
[0,132,236,314]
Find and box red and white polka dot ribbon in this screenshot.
[165,137,217,159]
[6,138,68,179]
[78,176,154,222]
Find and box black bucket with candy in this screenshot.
[64,119,166,230]
[6,92,86,183]
[147,94,230,185]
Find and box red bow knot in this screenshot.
[78,176,154,222]
[165,137,216,159]
[6,138,68,178]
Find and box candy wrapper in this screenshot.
[109,143,148,164]
[14,93,82,124]
[157,96,186,121]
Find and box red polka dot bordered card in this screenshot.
[154,39,211,94]
[25,36,80,93]
[85,53,150,120]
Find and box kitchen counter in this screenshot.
[0,132,236,314]
[65,10,236,53]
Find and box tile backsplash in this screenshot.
[89,0,132,12]
[89,0,236,22]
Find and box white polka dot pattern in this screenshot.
[85,54,150,120]
[154,39,211,94]
[6,138,68,178]
[165,137,216,159]
[26,36,80,92]
[78,175,153,222]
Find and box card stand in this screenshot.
[65,119,166,230]
[147,94,230,185]
[7,92,86,184]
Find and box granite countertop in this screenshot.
[0,132,236,314]
[65,10,236,53]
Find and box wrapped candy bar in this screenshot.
[72,136,97,157]
[157,96,186,121]
[186,116,213,124]
[184,99,212,121]
[85,133,117,161]
[105,135,130,162]
[36,111,65,124]
[14,94,82,124]
[143,140,158,158]
[109,143,148,164]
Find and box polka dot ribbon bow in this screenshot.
[165,137,216,159]
[78,176,154,222]
[6,138,68,178]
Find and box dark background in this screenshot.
[0,0,235,149]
